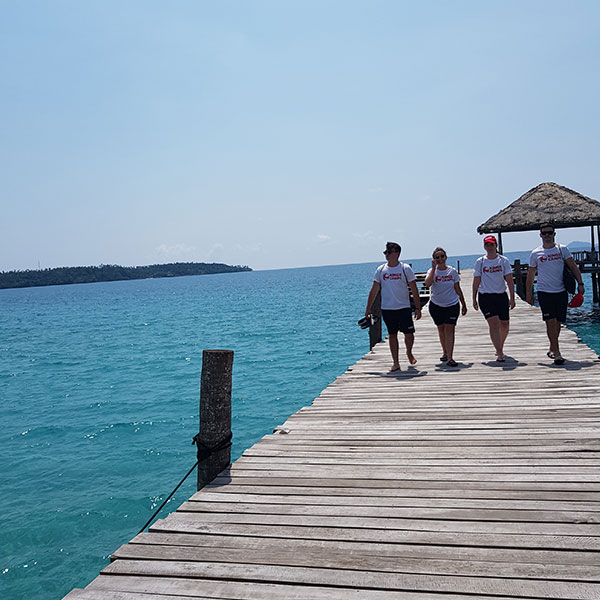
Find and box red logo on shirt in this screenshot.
[435,274,453,282]
[540,253,561,263]
[483,265,503,273]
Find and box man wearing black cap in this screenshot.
[365,241,422,372]
[526,224,584,365]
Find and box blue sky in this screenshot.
[2,0,599,271]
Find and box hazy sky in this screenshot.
[2,0,599,271]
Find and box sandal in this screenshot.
[554,356,565,365]
[547,351,556,359]
[447,359,458,367]
[439,354,447,362]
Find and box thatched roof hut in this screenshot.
[478,182,600,234]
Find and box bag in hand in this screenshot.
[559,246,576,294]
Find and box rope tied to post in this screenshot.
[192,431,232,461]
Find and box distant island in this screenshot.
[0,262,252,290]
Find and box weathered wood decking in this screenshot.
[66,271,600,599]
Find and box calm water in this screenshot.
[2,255,599,600]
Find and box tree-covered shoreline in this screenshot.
[0,262,252,290]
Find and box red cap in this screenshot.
[483,235,497,245]
[568,293,584,308]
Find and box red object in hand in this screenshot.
[568,293,584,308]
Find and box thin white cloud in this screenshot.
[155,243,197,260]
[352,231,377,241]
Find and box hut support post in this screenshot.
[369,291,382,350]
[497,232,503,255]
[594,227,600,304]
[196,349,233,490]
[592,227,599,303]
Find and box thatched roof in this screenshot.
[477,182,600,234]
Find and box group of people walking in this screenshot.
[364,224,585,372]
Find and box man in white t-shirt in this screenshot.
[365,241,422,373]
[472,235,515,362]
[526,223,584,365]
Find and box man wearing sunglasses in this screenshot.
[526,224,584,365]
[365,241,422,372]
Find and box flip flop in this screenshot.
[496,356,505,362]
[547,351,556,359]
[447,359,458,367]
[387,366,401,373]
[554,356,565,365]
[439,354,448,362]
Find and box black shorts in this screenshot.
[381,308,415,335]
[478,292,509,321]
[428,301,459,326]
[538,291,568,323]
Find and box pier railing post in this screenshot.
[196,349,233,490]
[513,259,525,300]
[369,291,382,350]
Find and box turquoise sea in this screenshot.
[2,253,599,600]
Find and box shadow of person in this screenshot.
[371,368,428,379]
[435,361,474,372]
[538,360,599,371]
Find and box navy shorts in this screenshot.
[538,291,568,323]
[381,308,415,335]
[429,301,459,326]
[478,292,509,321]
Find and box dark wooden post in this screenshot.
[196,349,233,490]
[513,259,525,300]
[497,232,504,255]
[369,291,382,350]
[595,226,600,303]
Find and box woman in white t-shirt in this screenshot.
[472,235,516,362]
[424,247,467,367]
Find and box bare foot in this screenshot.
[407,353,417,365]
[388,365,401,373]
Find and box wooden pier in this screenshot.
[65,271,600,600]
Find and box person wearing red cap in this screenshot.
[526,224,584,365]
[472,235,515,362]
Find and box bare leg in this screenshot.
[546,318,561,357]
[445,324,456,361]
[404,333,417,365]
[486,316,504,359]
[499,319,510,350]
[436,324,447,357]
[388,333,400,371]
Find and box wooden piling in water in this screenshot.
[196,349,233,490]
[368,291,382,350]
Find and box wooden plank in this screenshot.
[111,543,600,581]
[102,559,600,599]
[151,517,600,551]
[86,575,541,600]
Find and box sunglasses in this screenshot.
[384,249,400,255]
[541,231,555,235]
[433,254,446,259]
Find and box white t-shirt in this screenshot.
[529,244,571,293]
[474,254,512,294]
[374,262,416,310]
[427,266,460,307]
